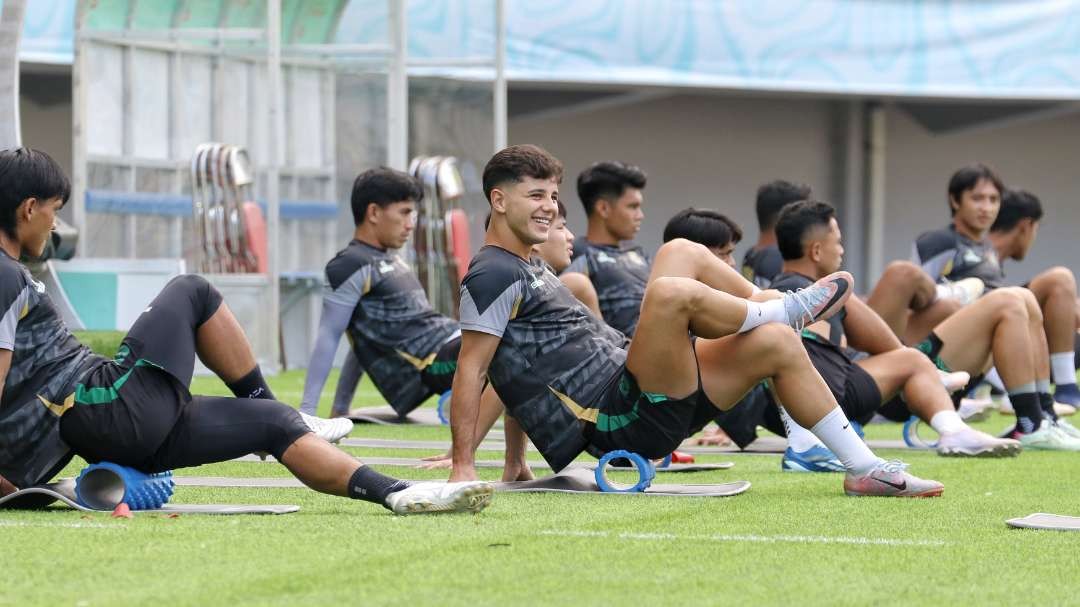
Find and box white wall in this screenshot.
[884,106,1080,286]
[509,93,836,258]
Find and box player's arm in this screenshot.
[449,329,502,481]
[842,296,903,355]
[330,350,365,417]
[560,272,601,317]
[911,237,955,283]
[299,298,356,414]
[0,348,15,495]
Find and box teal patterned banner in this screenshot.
[22,0,1080,99]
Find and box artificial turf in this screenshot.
[4,370,1080,606]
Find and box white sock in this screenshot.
[1050,352,1076,386]
[738,299,787,333]
[779,406,825,452]
[809,407,882,475]
[929,410,967,435]
[985,367,1006,392]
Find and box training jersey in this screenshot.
[741,245,783,289]
[460,245,630,471]
[325,240,459,414]
[770,271,847,349]
[566,240,650,337]
[912,225,1005,289]
[0,251,101,488]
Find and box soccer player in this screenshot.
[565,161,649,337]
[741,180,810,288]
[0,148,491,515]
[914,165,1080,408]
[448,144,944,497]
[300,168,462,419]
[771,201,1020,460]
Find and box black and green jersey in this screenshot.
[0,250,102,487]
[566,240,650,338]
[913,225,1005,289]
[322,240,459,415]
[460,246,629,472]
[741,245,783,289]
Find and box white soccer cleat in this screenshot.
[939,370,971,394]
[958,397,994,422]
[936,428,1020,457]
[385,481,494,515]
[939,277,985,305]
[299,411,354,444]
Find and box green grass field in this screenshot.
[5,369,1080,606]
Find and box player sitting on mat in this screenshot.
[0,148,491,515]
[767,200,1019,463]
[741,180,810,288]
[448,144,944,497]
[300,167,463,419]
[564,161,650,337]
[913,164,1080,409]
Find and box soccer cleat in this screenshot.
[1011,423,1080,451]
[936,428,1020,457]
[844,460,944,497]
[939,277,985,305]
[783,271,854,331]
[1054,402,1078,417]
[939,370,971,394]
[385,481,494,515]
[781,445,845,472]
[958,397,994,422]
[1051,418,1080,439]
[299,411,354,444]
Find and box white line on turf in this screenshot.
[539,529,947,546]
[0,520,125,530]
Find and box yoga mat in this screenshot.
[0,478,298,514]
[1006,513,1080,531]
[495,468,750,497]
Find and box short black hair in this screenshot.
[0,148,70,239]
[775,200,836,261]
[662,208,742,248]
[576,161,647,216]
[947,163,1004,216]
[993,189,1043,232]
[755,180,811,231]
[350,167,423,225]
[483,144,563,203]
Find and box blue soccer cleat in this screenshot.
[781,444,845,473]
[1053,383,1080,414]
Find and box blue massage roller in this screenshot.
[75,462,175,511]
[436,390,452,425]
[595,450,656,493]
[902,416,938,449]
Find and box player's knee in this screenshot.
[261,400,310,459]
[900,346,935,373]
[655,238,711,267]
[169,273,223,324]
[643,276,701,313]
[882,261,927,286]
[754,323,803,358]
[1045,266,1077,295]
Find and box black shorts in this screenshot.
[419,335,460,395]
[712,383,783,449]
[585,366,717,460]
[59,275,309,472]
[804,339,882,425]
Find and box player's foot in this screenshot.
[1009,423,1080,451]
[939,370,971,394]
[1051,417,1080,440]
[385,481,494,515]
[958,397,994,422]
[1053,383,1080,410]
[299,411,354,444]
[781,445,845,472]
[936,428,1020,457]
[938,277,985,305]
[844,460,944,497]
[783,271,854,331]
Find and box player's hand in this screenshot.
[694,426,732,446]
[0,475,18,497]
[419,450,452,462]
[417,456,453,470]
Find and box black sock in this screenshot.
[1039,392,1059,422]
[1012,392,1043,434]
[348,466,410,509]
[227,367,275,400]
